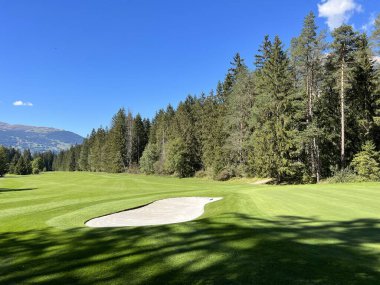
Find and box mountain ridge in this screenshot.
[0,121,84,153]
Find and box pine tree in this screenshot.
[68,147,77,171]
[291,12,325,182]
[224,63,254,169]
[88,127,107,172]
[8,151,20,174]
[330,25,359,168]
[78,139,90,171]
[222,53,246,98]
[0,146,8,177]
[140,143,158,174]
[150,106,176,174]
[22,150,32,174]
[131,114,146,164]
[170,96,202,176]
[350,34,377,145]
[371,13,380,56]
[315,57,341,177]
[351,141,380,180]
[250,36,303,182]
[32,157,44,174]
[14,151,32,175]
[110,109,128,171]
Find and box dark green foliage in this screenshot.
[224,60,253,169]
[107,108,129,172]
[51,14,380,183]
[371,13,380,55]
[0,146,8,177]
[14,152,32,175]
[198,91,227,176]
[78,139,90,171]
[351,141,380,181]
[0,146,53,175]
[330,25,359,167]
[164,138,194,178]
[53,112,151,174]
[131,114,149,164]
[325,167,363,183]
[291,12,325,182]
[350,34,377,143]
[250,36,304,182]
[32,157,44,174]
[139,143,158,174]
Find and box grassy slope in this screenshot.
[0,172,380,284]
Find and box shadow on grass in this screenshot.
[0,188,37,193]
[1,214,380,285]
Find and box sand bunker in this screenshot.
[85,197,223,227]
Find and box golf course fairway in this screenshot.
[1,172,380,284]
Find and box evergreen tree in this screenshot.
[151,106,176,174]
[224,63,254,169]
[315,58,341,177]
[32,157,44,174]
[107,108,128,172]
[250,36,303,182]
[78,139,90,171]
[68,146,77,171]
[131,114,146,164]
[371,13,380,55]
[164,138,194,178]
[198,90,226,175]
[291,12,325,182]
[222,53,246,98]
[330,25,359,168]
[140,143,158,174]
[170,96,202,176]
[8,151,20,174]
[351,141,380,180]
[350,34,377,145]
[22,150,32,174]
[0,146,8,177]
[15,152,32,175]
[88,127,107,172]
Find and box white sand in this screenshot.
[85,197,223,227]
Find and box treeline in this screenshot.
[52,112,150,173]
[0,146,54,176]
[32,12,380,183]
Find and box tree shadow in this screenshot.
[0,188,37,193]
[1,214,380,284]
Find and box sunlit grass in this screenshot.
[1,172,380,284]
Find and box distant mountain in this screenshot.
[0,122,84,153]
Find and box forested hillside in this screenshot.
[4,12,380,183]
[0,122,83,152]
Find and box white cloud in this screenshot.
[318,0,362,30]
[374,56,380,65]
[13,100,33,107]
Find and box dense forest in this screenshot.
[1,12,380,183]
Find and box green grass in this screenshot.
[1,172,380,284]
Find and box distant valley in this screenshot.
[0,122,84,153]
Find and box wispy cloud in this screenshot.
[13,100,33,107]
[318,0,362,30]
[361,13,376,32]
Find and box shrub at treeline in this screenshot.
[1,12,380,183]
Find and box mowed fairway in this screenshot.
[1,172,380,285]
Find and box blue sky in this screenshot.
[0,0,378,137]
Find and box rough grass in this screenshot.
[1,172,380,284]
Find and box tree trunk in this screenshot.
[340,60,345,168]
[313,137,320,183]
